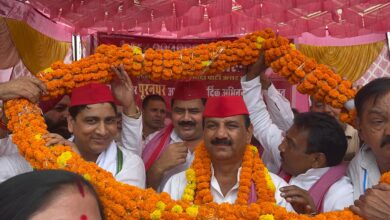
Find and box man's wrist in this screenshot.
[123,106,141,119]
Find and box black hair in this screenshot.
[355,77,390,117]
[171,98,207,108]
[69,102,117,119]
[0,170,105,220]
[294,112,347,166]
[142,94,166,109]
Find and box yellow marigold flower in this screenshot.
[184,188,195,196]
[185,205,198,218]
[257,37,265,43]
[171,205,183,213]
[156,201,166,211]
[83,173,91,181]
[56,151,72,168]
[133,47,142,55]
[259,214,275,220]
[150,210,161,220]
[186,168,195,178]
[290,43,296,50]
[43,67,53,73]
[34,134,42,141]
[182,194,194,201]
[250,145,258,153]
[201,61,211,67]
[264,168,276,192]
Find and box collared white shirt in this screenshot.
[163,165,290,208]
[347,144,381,200]
[289,167,354,212]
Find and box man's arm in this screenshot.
[111,65,143,156]
[242,73,284,173]
[263,78,294,132]
[0,76,47,103]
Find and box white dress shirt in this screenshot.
[163,165,291,209]
[347,144,381,200]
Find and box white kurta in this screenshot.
[0,113,146,188]
[163,166,291,209]
[289,167,354,212]
[263,83,294,132]
[241,76,354,211]
[241,76,285,173]
[347,144,381,200]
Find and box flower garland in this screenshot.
[4,99,365,220]
[182,142,275,205]
[36,28,356,124]
[4,28,373,219]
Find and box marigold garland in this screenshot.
[183,143,275,205]
[4,28,376,219]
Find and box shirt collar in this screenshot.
[170,129,183,143]
[210,164,242,198]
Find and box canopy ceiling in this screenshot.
[8,0,390,38]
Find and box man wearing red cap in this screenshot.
[163,96,289,206]
[121,80,208,191]
[0,67,146,187]
[62,82,145,188]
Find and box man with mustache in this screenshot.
[122,80,207,191]
[348,77,390,220]
[40,95,71,139]
[240,54,353,214]
[163,96,290,206]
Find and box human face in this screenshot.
[204,115,252,162]
[30,184,102,220]
[310,100,341,119]
[143,100,166,131]
[171,99,204,141]
[278,125,316,176]
[68,103,118,157]
[357,92,390,172]
[45,96,71,139]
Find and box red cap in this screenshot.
[203,96,249,117]
[70,83,115,107]
[39,95,64,113]
[172,80,208,101]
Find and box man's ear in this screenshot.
[311,152,327,168]
[246,124,254,145]
[67,115,74,133]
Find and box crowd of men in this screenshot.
[0,58,389,219]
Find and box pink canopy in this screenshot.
[2,0,390,39]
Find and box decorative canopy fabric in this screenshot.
[1,0,389,39]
